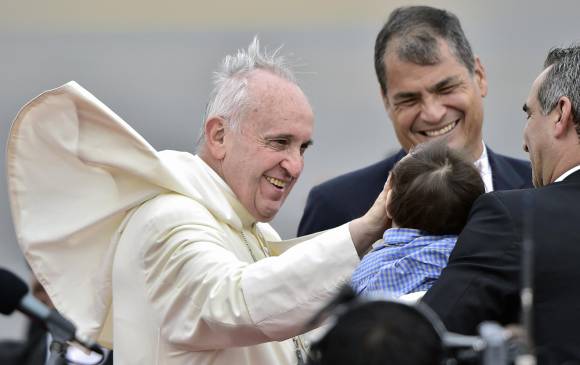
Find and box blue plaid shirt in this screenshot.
[351,228,457,297]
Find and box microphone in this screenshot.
[0,268,101,353]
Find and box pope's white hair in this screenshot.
[197,36,296,149]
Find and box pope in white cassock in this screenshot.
[6,38,390,365]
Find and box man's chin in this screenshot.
[445,137,484,161]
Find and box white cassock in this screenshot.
[6,82,360,365]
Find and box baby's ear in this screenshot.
[385,188,393,220]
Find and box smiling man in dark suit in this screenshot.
[423,45,580,364]
[298,6,532,236]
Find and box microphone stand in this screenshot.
[479,322,508,365]
[44,310,77,365]
[517,192,536,365]
[47,338,68,365]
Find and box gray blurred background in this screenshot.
[1,0,578,339]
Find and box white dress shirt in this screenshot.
[473,142,494,192]
[555,165,580,182]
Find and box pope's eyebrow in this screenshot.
[265,134,313,148]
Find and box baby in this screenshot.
[351,140,485,297]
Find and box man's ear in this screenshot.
[377,83,389,106]
[554,96,574,138]
[474,56,488,98]
[204,117,227,160]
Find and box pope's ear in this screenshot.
[204,117,227,160]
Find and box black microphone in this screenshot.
[0,268,101,353]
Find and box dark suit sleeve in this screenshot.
[297,185,348,236]
[422,193,522,335]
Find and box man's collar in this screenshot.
[193,155,257,228]
[555,165,580,182]
[475,141,487,163]
[473,141,493,192]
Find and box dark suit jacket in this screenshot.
[422,170,580,364]
[298,147,533,236]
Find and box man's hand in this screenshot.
[348,177,392,257]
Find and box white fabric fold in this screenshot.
[7,82,361,364]
[6,81,245,344]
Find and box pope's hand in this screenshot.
[348,176,392,257]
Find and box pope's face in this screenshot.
[383,40,488,161]
[220,71,314,222]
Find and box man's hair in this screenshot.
[538,45,580,138]
[388,140,485,235]
[197,36,296,148]
[374,6,475,96]
[307,291,445,365]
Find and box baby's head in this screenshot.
[387,140,485,235]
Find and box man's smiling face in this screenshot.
[383,40,488,161]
